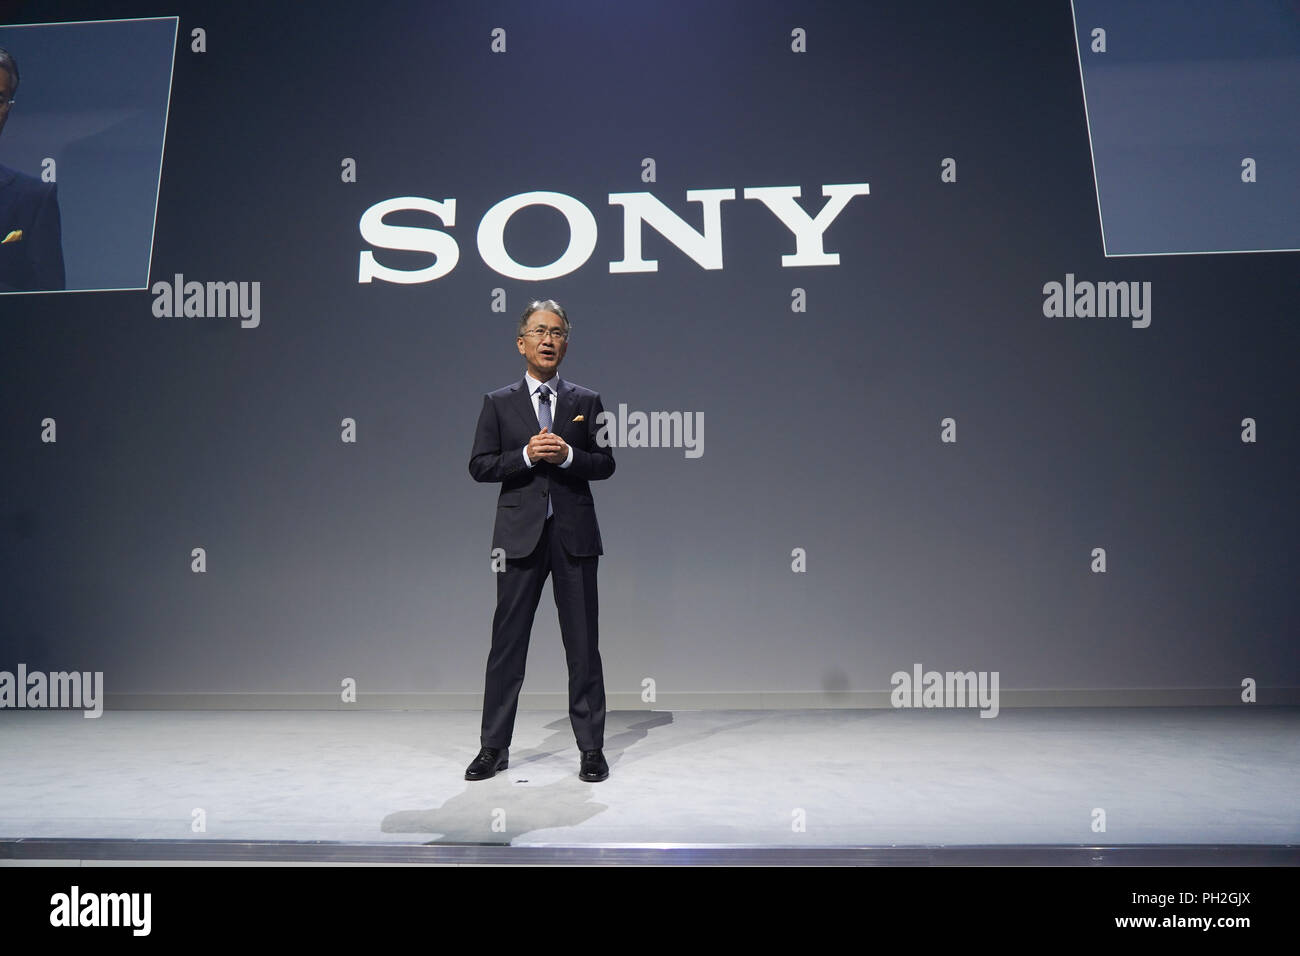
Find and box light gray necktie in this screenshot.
[537,384,553,518]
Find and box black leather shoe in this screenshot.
[465,746,509,781]
[579,748,609,782]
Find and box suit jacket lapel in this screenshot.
[510,376,571,438]
[552,380,575,438]
[509,378,538,433]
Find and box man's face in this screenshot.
[0,69,12,140]
[516,310,568,377]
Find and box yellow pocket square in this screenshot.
[573,414,584,422]
[1,230,22,244]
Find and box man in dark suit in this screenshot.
[466,299,616,782]
[0,46,65,293]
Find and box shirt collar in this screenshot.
[525,371,560,396]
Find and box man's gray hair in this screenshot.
[518,299,570,337]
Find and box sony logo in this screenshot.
[357,183,869,284]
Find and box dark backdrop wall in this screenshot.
[2,0,1296,706]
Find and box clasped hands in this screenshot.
[526,427,569,464]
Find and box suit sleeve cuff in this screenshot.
[559,444,574,468]
[523,446,534,468]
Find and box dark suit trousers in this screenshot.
[480,514,605,750]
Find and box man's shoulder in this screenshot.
[484,380,526,401]
[0,163,53,195]
[483,379,603,401]
[560,380,601,400]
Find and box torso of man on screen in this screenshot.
[0,46,65,294]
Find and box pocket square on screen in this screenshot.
[573,414,584,422]
[1,230,21,244]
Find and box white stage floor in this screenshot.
[2,706,1297,849]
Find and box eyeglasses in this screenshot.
[521,327,568,341]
